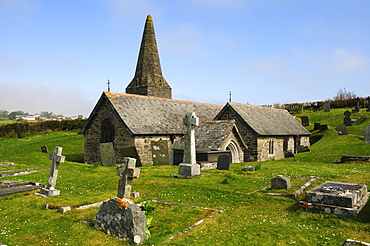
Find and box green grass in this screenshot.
[1,109,370,245]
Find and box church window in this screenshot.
[268,139,274,155]
[101,118,115,143]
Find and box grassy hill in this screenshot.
[0,108,370,245]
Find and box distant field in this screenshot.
[0,120,17,125]
[0,108,370,245]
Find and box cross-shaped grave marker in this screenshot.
[182,112,199,164]
[40,146,65,197]
[116,157,140,199]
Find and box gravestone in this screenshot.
[337,125,348,135]
[365,125,370,144]
[314,123,321,130]
[324,101,330,112]
[41,145,48,153]
[116,157,140,199]
[352,97,360,113]
[99,142,116,166]
[178,112,200,177]
[299,181,369,216]
[367,96,370,112]
[151,140,170,165]
[95,197,147,244]
[271,175,291,189]
[319,124,328,131]
[217,155,230,170]
[344,111,353,126]
[40,146,65,197]
[301,116,309,126]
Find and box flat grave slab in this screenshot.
[0,181,45,197]
[300,181,369,216]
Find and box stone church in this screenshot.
[81,15,310,166]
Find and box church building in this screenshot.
[81,15,310,166]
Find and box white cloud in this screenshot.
[332,48,368,73]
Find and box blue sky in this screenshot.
[1,0,369,116]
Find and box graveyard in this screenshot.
[0,107,370,245]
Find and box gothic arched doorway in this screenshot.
[226,140,240,163]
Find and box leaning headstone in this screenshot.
[367,96,370,112]
[365,125,370,144]
[95,197,147,245]
[99,142,116,166]
[301,116,309,126]
[352,97,360,113]
[324,101,330,112]
[337,125,348,135]
[177,112,200,177]
[120,146,142,167]
[40,147,65,197]
[41,145,48,153]
[217,155,230,170]
[344,111,353,126]
[116,157,140,199]
[271,175,291,189]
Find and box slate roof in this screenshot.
[174,120,242,151]
[95,92,223,135]
[217,102,311,136]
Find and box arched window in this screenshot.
[100,118,115,143]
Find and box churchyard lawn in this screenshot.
[1,107,370,245]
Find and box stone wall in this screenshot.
[257,137,294,161]
[83,98,134,164]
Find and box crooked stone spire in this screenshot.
[126,15,172,99]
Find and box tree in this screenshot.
[0,110,8,119]
[8,111,25,120]
[333,87,356,100]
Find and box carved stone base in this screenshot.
[178,163,200,176]
[40,188,60,197]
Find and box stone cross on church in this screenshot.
[183,112,199,164]
[116,157,140,199]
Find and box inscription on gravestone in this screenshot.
[99,142,116,166]
[151,140,169,165]
[40,146,65,197]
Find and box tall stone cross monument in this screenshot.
[40,146,65,197]
[178,112,201,177]
[116,157,140,199]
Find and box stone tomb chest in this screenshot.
[300,181,369,216]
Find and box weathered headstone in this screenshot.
[40,147,65,197]
[116,157,140,199]
[301,116,309,126]
[95,197,147,244]
[324,101,330,112]
[299,181,369,216]
[352,97,360,113]
[41,145,48,153]
[99,142,116,166]
[271,175,291,189]
[365,125,370,144]
[151,140,170,165]
[367,96,370,112]
[120,146,142,166]
[178,112,200,177]
[217,155,230,170]
[337,125,348,135]
[344,111,353,126]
